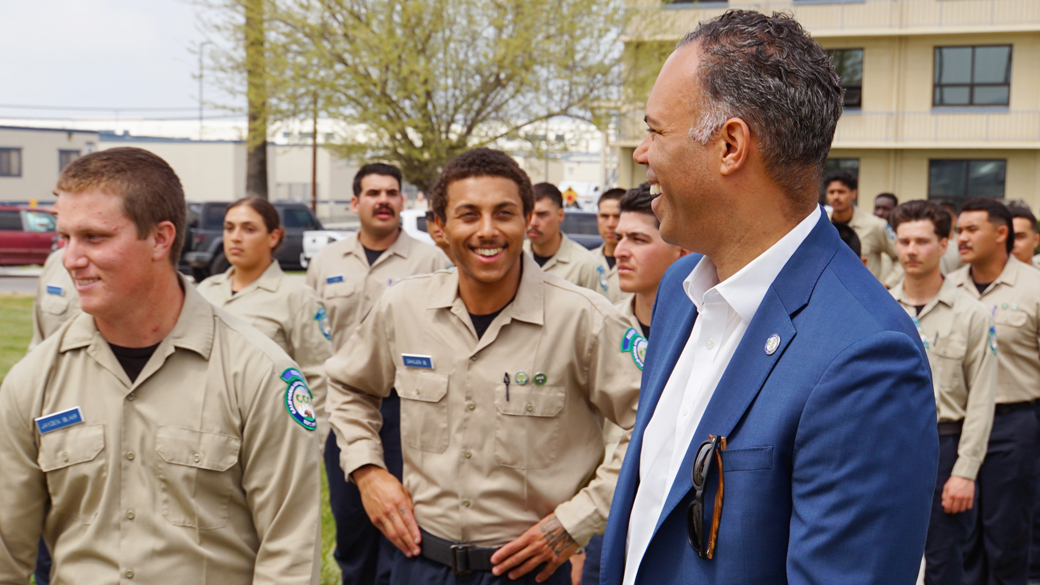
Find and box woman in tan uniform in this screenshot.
[197,197,332,443]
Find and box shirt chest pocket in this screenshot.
[40,293,70,316]
[323,281,356,300]
[932,335,967,392]
[995,309,1027,328]
[155,426,241,529]
[396,371,450,453]
[38,424,107,525]
[493,385,565,470]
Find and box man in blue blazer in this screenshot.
[601,10,939,585]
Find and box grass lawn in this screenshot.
[0,295,343,583]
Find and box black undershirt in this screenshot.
[639,321,651,339]
[605,255,616,269]
[109,342,161,383]
[914,305,925,316]
[974,281,991,295]
[532,252,553,267]
[363,246,385,266]
[469,294,518,340]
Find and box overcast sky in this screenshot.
[0,0,239,122]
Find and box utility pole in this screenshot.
[311,92,318,212]
[199,41,211,141]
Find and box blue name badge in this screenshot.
[35,407,84,434]
[402,354,434,369]
[326,275,344,284]
[46,285,64,296]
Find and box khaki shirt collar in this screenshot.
[848,206,871,228]
[211,260,285,298]
[427,252,545,328]
[551,234,580,265]
[345,228,415,269]
[892,276,960,320]
[952,255,1023,296]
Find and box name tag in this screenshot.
[402,354,434,369]
[326,275,344,284]
[35,407,84,434]
[46,285,64,296]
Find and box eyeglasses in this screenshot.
[686,434,726,559]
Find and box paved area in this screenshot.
[0,276,38,294]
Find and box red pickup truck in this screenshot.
[0,206,60,266]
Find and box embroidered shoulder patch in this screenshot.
[314,307,332,341]
[597,266,609,291]
[988,325,998,356]
[281,368,317,431]
[621,327,648,371]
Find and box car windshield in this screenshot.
[23,211,56,232]
[561,213,599,235]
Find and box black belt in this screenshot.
[995,400,1038,416]
[420,528,499,575]
[938,420,963,437]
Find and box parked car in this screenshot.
[0,206,61,266]
[560,209,603,250]
[301,228,355,268]
[182,201,324,280]
[401,208,435,245]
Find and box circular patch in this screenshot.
[534,373,547,386]
[315,307,332,341]
[631,336,647,371]
[515,371,530,385]
[597,266,609,291]
[285,378,317,431]
[988,325,998,356]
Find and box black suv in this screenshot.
[182,201,324,280]
[560,209,604,250]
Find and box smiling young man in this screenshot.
[0,148,321,584]
[592,188,629,303]
[948,198,1040,585]
[523,182,606,295]
[325,148,641,585]
[306,162,449,585]
[887,201,996,585]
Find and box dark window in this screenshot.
[58,150,80,172]
[416,216,428,233]
[0,210,22,230]
[203,203,229,229]
[0,148,22,177]
[928,160,1006,208]
[934,46,1011,107]
[560,212,600,236]
[282,208,314,229]
[826,49,863,109]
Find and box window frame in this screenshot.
[58,149,81,172]
[826,48,864,110]
[927,159,1007,203]
[933,45,1012,108]
[0,148,23,178]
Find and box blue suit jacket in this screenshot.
[600,212,938,585]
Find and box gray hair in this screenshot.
[677,10,844,202]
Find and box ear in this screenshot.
[718,118,751,177]
[556,206,565,222]
[996,223,1009,244]
[350,196,360,214]
[939,237,949,255]
[268,227,283,250]
[677,248,691,259]
[434,213,447,232]
[152,221,177,263]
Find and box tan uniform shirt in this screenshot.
[29,249,79,350]
[198,260,334,445]
[306,230,449,348]
[326,254,641,547]
[949,257,1040,404]
[524,234,606,296]
[891,278,996,480]
[1032,253,1040,270]
[592,244,630,304]
[0,279,321,585]
[831,207,898,281]
[602,297,645,464]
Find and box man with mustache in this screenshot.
[947,198,1040,585]
[524,182,607,295]
[326,148,641,585]
[888,200,995,585]
[307,162,449,585]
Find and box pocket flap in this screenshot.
[933,337,967,359]
[156,427,241,472]
[38,424,105,472]
[721,446,773,472]
[495,385,565,417]
[40,294,70,316]
[324,281,355,298]
[396,371,449,403]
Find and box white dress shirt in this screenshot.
[623,206,821,585]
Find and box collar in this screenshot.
[345,229,414,265]
[952,255,1023,294]
[213,260,284,297]
[60,273,215,360]
[428,252,544,326]
[891,275,958,315]
[683,206,821,323]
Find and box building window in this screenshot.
[0,148,22,177]
[934,45,1011,107]
[929,160,1006,208]
[59,150,80,172]
[827,49,863,109]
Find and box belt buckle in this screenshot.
[449,543,473,575]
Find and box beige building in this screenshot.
[0,126,99,204]
[614,0,1040,212]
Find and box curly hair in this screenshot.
[429,148,534,221]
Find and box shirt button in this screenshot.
[526,403,534,412]
[193,454,201,463]
[126,452,135,461]
[126,509,135,520]
[125,569,134,579]
[464,450,472,459]
[682,408,690,417]
[61,452,69,463]
[706,339,715,349]
[462,499,471,507]
[127,392,136,401]
[466,402,476,410]
[470,355,478,361]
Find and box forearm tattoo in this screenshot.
[539,515,577,556]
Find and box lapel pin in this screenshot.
[765,334,780,356]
